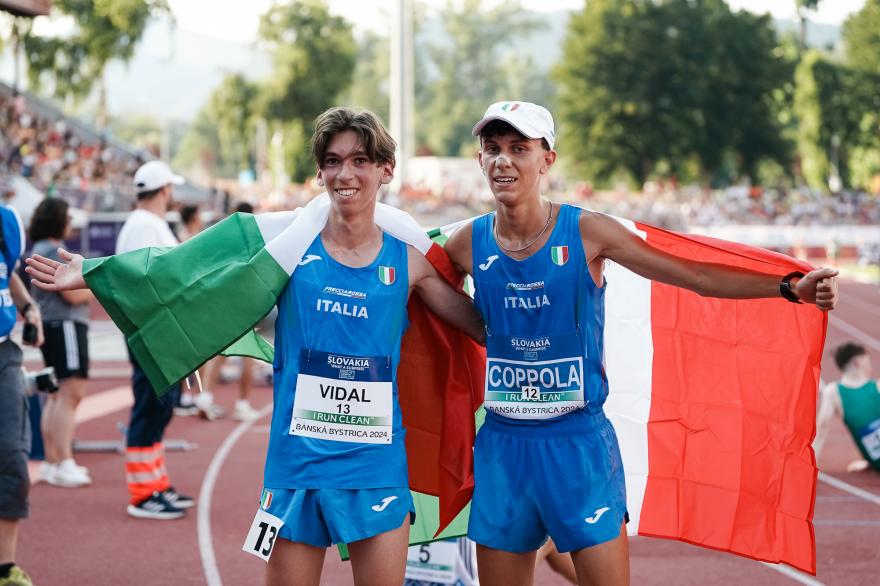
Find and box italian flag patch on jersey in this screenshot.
[378,266,396,285]
[260,489,273,510]
[551,245,568,266]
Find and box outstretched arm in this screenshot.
[25,248,88,292]
[582,212,839,310]
[407,246,485,345]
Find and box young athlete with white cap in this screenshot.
[443,100,839,585]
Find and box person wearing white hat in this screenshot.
[442,101,839,585]
[116,160,196,520]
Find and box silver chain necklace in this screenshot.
[494,202,553,253]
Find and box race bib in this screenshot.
[291,349,393,444]
[484,332,585,420]
[405,540,458,584]
[858,418,880,460]
[242,508,284,562]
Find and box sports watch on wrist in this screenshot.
[779,271,805,304]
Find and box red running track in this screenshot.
[17,280,880,585]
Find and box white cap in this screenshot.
[472,101,556,149]
[133,161,184,193]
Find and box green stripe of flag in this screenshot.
[221,328,275,363]
[83,213,289,394]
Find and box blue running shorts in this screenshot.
[262,486,414,547]
[467,411,627,553]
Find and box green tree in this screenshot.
[794,51,880,189]
[555,0,792,185]
[176,73,259,178]
[256,0,357,181]
[417,0,543,156]
[23,0,169,128]
[842,0,880,75]
[340,31,390,122]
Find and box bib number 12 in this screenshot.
[242,508,284,562]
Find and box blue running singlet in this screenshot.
[471,204,607,427]
[264,231,410,489]
[468,204,628,553]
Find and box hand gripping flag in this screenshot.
[83,200,824,572]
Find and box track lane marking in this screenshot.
[817,472,880,507]
[75,385,133,423]
[760,563,825,586]
[829,315,880,351]
[841,295,880,317]
[198,404,272,586]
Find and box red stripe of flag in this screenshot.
[636,222,825,574]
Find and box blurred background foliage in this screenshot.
[13,0,880,190]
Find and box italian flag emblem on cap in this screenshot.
[378,266,396,285]
[551,245,568,266]
[260,489,273,510]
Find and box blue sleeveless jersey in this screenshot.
[265,231,410,489]
[0,206,24,337]
[471,204,607,428]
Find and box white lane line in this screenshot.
[760,563,825,586]
[842,295,880,317]
[829,315,880,351]
[818,472,880,506]
[74,385,132,424]
[198,404,272,586]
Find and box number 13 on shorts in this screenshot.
[242,508,284,562]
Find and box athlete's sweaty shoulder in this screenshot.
[578,209,629,265]
[444,220,475,276]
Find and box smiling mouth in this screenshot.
[334,187,359,197]
[494,177,516,184]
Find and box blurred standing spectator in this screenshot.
[0,202,43,586]
[175,205,203,242]
[116,161,194,519]
[29,198,92,488]
[815,342,880,473]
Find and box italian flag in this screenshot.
[603,218,824,574]
[82,196,824,573]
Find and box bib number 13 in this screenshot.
[242,508,284,562]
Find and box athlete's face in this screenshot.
[317,130,393,213]
[851,353,872,378]
[478,133,556,204]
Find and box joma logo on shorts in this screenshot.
[584,507,610,524]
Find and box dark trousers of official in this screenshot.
[126,348,180,448]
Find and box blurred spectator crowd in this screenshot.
[391,178,879,232]
[587,182,880,231]
[1,88,877,234]
[0,91,140,212]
